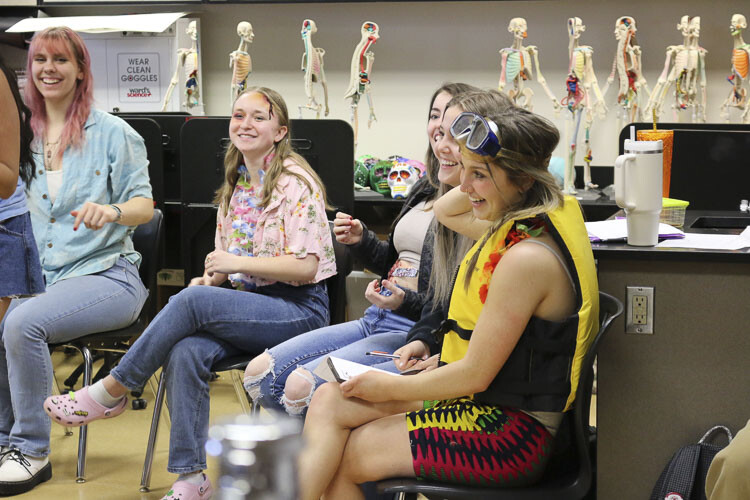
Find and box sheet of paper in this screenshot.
[657,232,750,250]
[585,219,684,242]
[313,356,398,383]
[7,13,188,34]
[741,226,750,245]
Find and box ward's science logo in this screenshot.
[118,53,161,103]
[127,87,153,98]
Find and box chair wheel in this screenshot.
[132,398,148,410]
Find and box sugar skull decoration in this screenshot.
[386,155,426,179]
[406,159,426,178]
[354,161,369,188]
[387,162,419,199]
[369,160,392,195]
[355,154,379,189]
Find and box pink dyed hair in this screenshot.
[25,27,94,155]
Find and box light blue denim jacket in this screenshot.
[27,109,152,285]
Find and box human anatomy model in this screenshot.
[299,19,329,118]
[498,18,559,112]
[162,20,202,112]
[602,16,650,126]
[229,21,254,106]
[720,14,750,123]
[344,22,380,146]
[645,16,707,123]
[560,17,607,194]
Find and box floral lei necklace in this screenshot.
[226,162,267,289]
[478,217,548,304]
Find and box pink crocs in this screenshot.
[44,386,127,427]
[161,475,213,500]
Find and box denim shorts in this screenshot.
[0,212,45,298]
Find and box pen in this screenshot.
[365,351,422,361]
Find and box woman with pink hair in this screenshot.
[0,27,153,495]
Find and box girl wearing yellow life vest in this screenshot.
[299,104,599,498]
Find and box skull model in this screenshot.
[369,160,392,195]
[386,154,425,179]
[406,159,426,178]
[355,154,379,188]
[387,163,419,199]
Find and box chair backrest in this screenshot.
[119,116,165,208]
[326,223,353,325]
[114,112,191,202]
[289,119,354,216]
[132,208,164,322]
[178,117,354,216]
[568,291,624,494]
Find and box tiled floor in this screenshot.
[15,351,245,499]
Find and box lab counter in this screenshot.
[593,211,750,499]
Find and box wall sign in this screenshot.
[117,52,161,103]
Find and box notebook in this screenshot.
[314,356,400,383]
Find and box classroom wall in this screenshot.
[31,0,750,171]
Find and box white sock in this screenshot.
[177,471,205,485]
[88,380,124,408]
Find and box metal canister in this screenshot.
[206,412,303,500]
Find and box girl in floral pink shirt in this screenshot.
[46,87,334,500]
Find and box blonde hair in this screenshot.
[462,106,563,289]
[214,87,331,214]
[429,89,515,309]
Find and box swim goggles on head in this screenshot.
[450,112,502,157]
[450,111,543,164]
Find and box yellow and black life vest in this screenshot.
[439,196,599,412]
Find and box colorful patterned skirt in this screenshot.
[406,398,553,487]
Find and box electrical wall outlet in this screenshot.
[626,286,654,334]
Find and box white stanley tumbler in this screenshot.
[614,139,663,246]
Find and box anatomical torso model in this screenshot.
[344,22,380,147]
[602,16,650,128]
[162,20,202,112]
[229,21,254,106]
[645,16,707,123]
[720,14,750,123]
[560,17,607,194]
[299,19,329,118]
[498,18,560,112]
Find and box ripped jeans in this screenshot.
[244,304,413,416]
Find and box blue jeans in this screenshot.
[0,258,147,457]
[110,281,329,474]
[247,304,413,415]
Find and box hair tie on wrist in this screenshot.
[108,204,122,222]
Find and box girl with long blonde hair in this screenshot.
[298,103,599,499]
[46,87,336,500]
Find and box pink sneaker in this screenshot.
[161,475,213,500]
[44,387,127,427]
